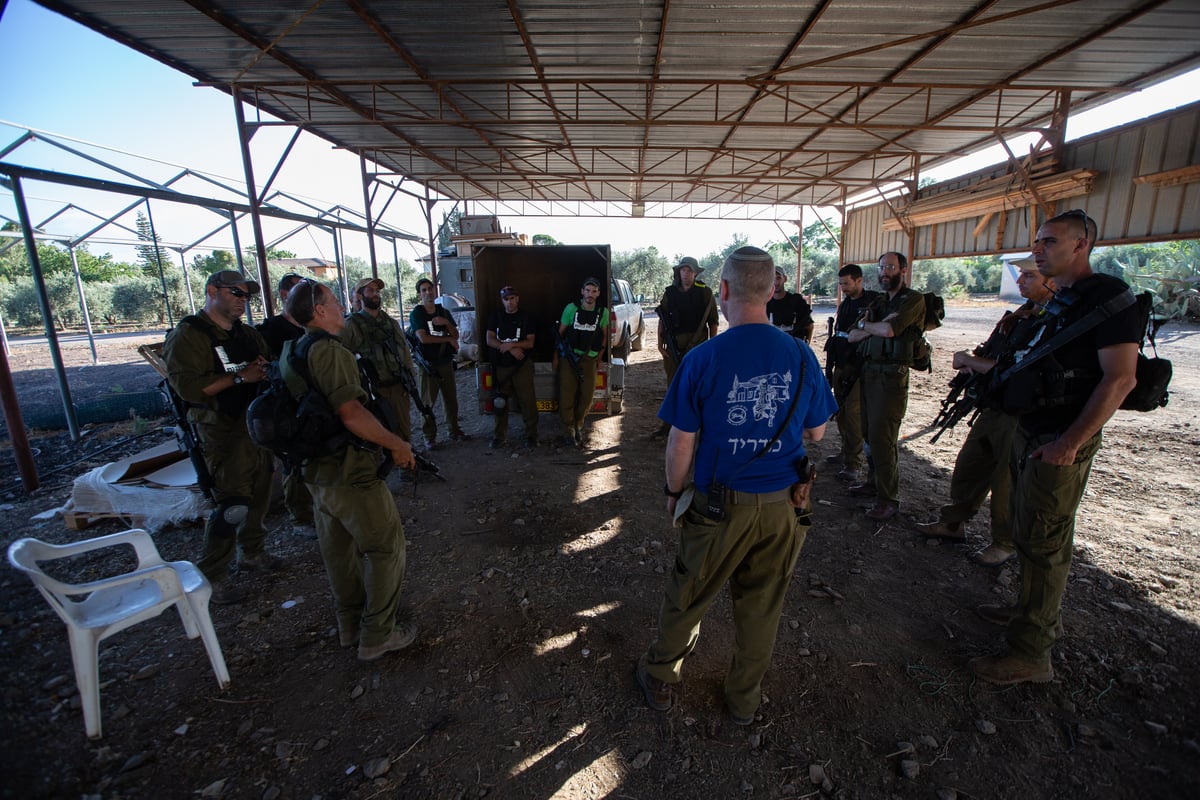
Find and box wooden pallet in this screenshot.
[63,510,145,532]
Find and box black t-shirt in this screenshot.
[1018,273,1143,435]
[487,308,537,367]
[766,292,813,334]
[256,314,304,360]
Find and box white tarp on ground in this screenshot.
[38,441,210,532]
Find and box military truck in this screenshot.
[472,244,625,417]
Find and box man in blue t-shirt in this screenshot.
[636,246,838,726]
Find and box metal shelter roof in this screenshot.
[31,0,1200,210]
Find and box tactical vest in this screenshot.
[180,314,263,417]
[564,302,605,354]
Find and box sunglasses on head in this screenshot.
[1062,208,1092,240]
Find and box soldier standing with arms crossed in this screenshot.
[823,264,878,483]
[486,285,539,449]
[846,252,926,521]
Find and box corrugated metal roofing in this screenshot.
[33,0,1200,207]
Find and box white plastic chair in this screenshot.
[7,529,230,739]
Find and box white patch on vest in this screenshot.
[213,345,253,374]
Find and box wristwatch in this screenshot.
[663,482,684,499]
[857,319,866,330]
[232,372,245,385]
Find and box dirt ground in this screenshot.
[1,301,1198,800]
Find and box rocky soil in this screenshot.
[1,302,1198,800]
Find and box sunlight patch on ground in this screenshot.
[575,601,620,619]
[507,722,586,779]
[531,630,579,657]
[559,525,623,555]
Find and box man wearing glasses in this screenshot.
[970,210,1140,685]
[164,270,281,605]
[845,252,927,521]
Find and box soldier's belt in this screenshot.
[695,487,792,506]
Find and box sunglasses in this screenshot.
[224,286,250,299]
[1062,208,1093,241]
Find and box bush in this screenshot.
[0,273,111,329]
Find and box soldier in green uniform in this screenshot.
[824,264,878,483]
[163,270,281,604]
[485,285,539,448]
[846,252,926,521]
[409,278,469,450]
[971,210,1140,685]
[915,258,1056,566]
[257,272,316,540]
[341,276,417,443]
[285,279,421,661]
[555,277,610,448]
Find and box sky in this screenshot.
[2,0,1199,268]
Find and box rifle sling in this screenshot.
[994,290,1135,386]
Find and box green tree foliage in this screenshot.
[612,246,673,302]
[190,249,239,277]
[437,208,463,249]
[764,219,841,297]
[531,233,561,246]
[134,210,175,279]
[0,233,134,283]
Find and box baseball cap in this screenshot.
[775,267,787,279]
[207,270,261,295]
[354,277,385,294]
[583,276,602,289]
[1011,256,1038,273]
[500,285,518,298]
[674,256,703,275]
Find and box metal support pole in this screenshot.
[179,251,196,314]
[360,153,380,278]
[232,88,274,316]
[424,188,439,289]
[144,199,174,328]
[796,206,805,294]
[392,238,403,313]
[67,245,99,365]
[332,228,347,307]
[0,342,38,493]
[10,175,80,441]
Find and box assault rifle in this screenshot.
[555,330,583,382]
[405,330,437,377]
[823,316,836,386]
[137,343,215,501]
[656,302,683,364]
[377,336,438,429]
[160,379,217,501]
[930,371,982,444]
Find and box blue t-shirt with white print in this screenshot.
[658,323,837,494]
